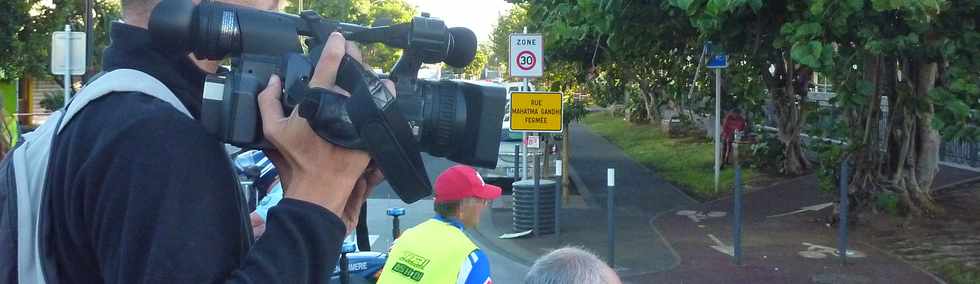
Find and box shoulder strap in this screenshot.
[59,68,192,133]
[14,68,191,284]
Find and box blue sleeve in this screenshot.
[254,183,284,220]
[459,249,492,284]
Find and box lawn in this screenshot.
[580,111,756,200]
[933,261,980,284]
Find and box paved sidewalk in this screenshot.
[642,175,944,283]
[470,122,977,283]
[470,123,698,278]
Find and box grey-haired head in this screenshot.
[524,247,621,284]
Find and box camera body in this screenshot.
[150,0,506,203]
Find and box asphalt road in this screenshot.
[364,154,529,283]
[368,153,457,199]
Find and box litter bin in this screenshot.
[512,179,557,235]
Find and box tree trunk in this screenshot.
[881,58,940,216]
[848,55,941,217]
[764,53,811,175]
[848,55,886,213]
[637,81,660,122]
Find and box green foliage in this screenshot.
[447,44,491,79]
[749,132,785,173]
[874,192,900,216]
[562,93,588,125]
[489,4,528,73]
[1,0,120,80]
[0,0,31,79]
[582,111,756,200]
[285,0,372,23]
[813,142,845,193]
[40,92,65,111]
[0,107,12,153]
[285,0,415,71]
[931,261,980,284]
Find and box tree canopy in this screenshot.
[497,0,980,216]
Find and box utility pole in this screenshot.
[84,0,94,81]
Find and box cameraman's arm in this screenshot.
[229,32,381,282]
[84,112,352,284]
[88,33,377,283]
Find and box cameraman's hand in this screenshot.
[257,32,389,233]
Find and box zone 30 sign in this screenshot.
[509,34,543,77]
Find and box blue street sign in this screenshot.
[707,54,728,69]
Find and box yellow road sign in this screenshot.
[510,91,563,132]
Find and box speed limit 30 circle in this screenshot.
[516,51,536,71]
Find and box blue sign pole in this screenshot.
[733,139,743,266]
[838,159,850,265]
[706,43,727,193]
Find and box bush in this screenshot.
[40,92,65,111]
[0,111,9,156]
[625,102,650,124]
[874,192,900,216]
[813,142,845,193]
[749,132,786,173]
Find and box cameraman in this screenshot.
[38,0,387,282]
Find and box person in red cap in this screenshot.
[378,165,502,284]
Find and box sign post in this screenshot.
[51,25,87,103]
[706,43,727,192]
[607,168,616,268]
[555,160,562,239]
[510,32,544,182]
[733,133,743,265]
[839,159,850,265]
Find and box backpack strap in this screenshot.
[14,69,191,284]
[59,69,193,132]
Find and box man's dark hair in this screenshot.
[434,201,461,218]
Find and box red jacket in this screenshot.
[722,113,746,142]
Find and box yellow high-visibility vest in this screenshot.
[378,219,477,283]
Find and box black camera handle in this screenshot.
[287,50,431,203]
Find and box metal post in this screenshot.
[392,215,401,239]
[733,137,743,265]
[356,204,370,251]
[555,160,562,239]
[542,138,550,179]
[522,77,531,180]
[514,144,521,180]
[839,159,850,265]
[607,168,616,268]
[714,68,721,192]
[84,0,93,81]
[339,253,350,284]
[533,154,541,238]
[63,25,72,104]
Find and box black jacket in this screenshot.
[38,22,345,283]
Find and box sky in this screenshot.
[404,0,514,43]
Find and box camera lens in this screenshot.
[404,80,507,168]
[193,2,243,59]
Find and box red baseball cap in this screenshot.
[434,165,502,204]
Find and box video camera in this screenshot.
[149,0,506,203]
